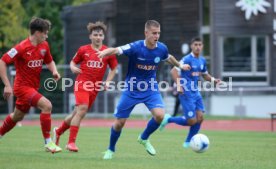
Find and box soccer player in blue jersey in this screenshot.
[159,37,221,148]
[97,20,190,159]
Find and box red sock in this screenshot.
[0,114,16,136]
[68,126,79,144]
[40,113,51,139]
[56,121,70,135]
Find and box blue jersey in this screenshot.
[118,40,169,96]
[179,53,208,95]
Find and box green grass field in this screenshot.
[0,126,275,169]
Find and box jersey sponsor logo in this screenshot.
[136,64,157,71]
[87,61,104,68]
[7,48,18,58]
[40,49,46,56]
[191,72,201,76]
[154,57,160,63]
[120,44,131,51]
[27,59,43,68]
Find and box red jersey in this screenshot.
[72,44,117,87]
[1,38,53,90]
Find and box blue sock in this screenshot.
[168,116,188,126]
[108,126,121,152]
[141,117,159,140]
[185,122,201,142]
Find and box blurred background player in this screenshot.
[172,82,181,117]
[52,21,118,152]
[0,17,62,153]
[159,37,221,148]
[97,20,190,159]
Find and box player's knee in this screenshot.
[187,118,197,125]
[12,111,25,122]
[154,114,163,123]
[197,116,204,123]
[42,100,52,112]
[114,120,126,130]
[78,106,88,114]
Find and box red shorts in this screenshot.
[74,90,98,109]
[13,87,42,113]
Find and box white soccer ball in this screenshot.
[190,133,210,153]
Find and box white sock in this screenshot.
[45,138,52,144]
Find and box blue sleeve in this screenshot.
[118,41,138,59]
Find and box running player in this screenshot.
[53,21,118,152]
[97,20,190,159]
[0,17,62,153]
[159,37,221,148]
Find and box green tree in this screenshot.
[0,0,28,55]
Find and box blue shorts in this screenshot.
[114,91,165,118]
[178,92,205,119]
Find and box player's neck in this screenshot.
[29,36,39,46]
[192,52,200,58]
[91,44,102,51]
[145,40,156,49]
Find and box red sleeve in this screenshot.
[72,47,84,64]
[107,55,118,70]
[43,42,53,64]
[1,44,22,64]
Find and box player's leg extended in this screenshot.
[159,95,194,131]
[184,96,205,147]
[0,108,26,137]
[53,108,75,145]
[66,104,88,152]
[37,96,62,153]
[103,92,136,159]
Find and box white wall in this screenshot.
[210,95,276,118]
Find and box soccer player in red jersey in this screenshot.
[53,21,118,152]
[0,17,62,153]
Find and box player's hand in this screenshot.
[214,79,221,84]
[3,86,13,100]
[180,64,191,71]
[52,71,61,81]
[70,65,82,74]
[97,50,109,59]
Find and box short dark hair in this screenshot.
[87,21,107,34]
[190,37,202,44]
[29,17,51,35]
[145,20,160,30]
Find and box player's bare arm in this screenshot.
[0,60,12,99]
[202,73,221,84]
[70,61,82,74]
[104,66,117,89]
[46,61,61,81]
[97,47,119,58]
[166,54,191,71]
[170,67,184,94]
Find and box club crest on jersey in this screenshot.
[7,48,18,58]
[154,57,160,63]
[200,65,204,70]
[40,49,46,57]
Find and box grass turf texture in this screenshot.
[0,126,275,169]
